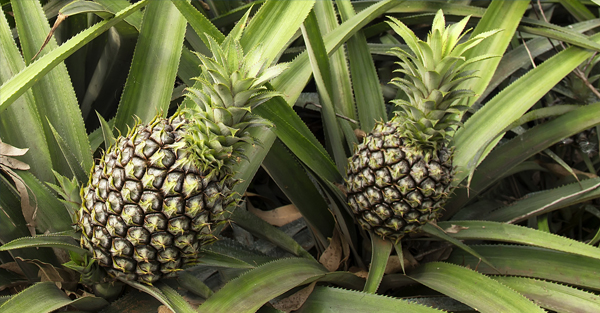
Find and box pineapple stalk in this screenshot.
[345,11,498,292]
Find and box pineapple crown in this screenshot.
[387,10,499,151]
[177,35,288,173]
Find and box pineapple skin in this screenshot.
[78,114,234,284]
[346,121,453,240]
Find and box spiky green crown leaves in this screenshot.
[178,36,288,173]
[386,10,499,151]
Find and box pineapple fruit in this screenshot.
[77,36,286,284]
[345,11,496,241]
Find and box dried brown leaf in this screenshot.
[0,262,25,276]
[0,141,29,157]
[1,165,36,235]
[248,204,302,227]
[158,305,174,313]
[319,228,342,271]
[444,224,469,234]
[0,156,30,170]
[539,162,597,178]
[271,282,316,312]
[32,13,67,60]
[349,266,368,279]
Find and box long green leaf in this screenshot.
[460,0,529,106]
[95,0,144,31]
[192,249,255,269]
[240,0,315,64]
[9,0,111,176]
[262,140,334,245]
[559,0,596,22]
[313,0,356,122]
[171,0,224,45]
[447,245,600,290]
[409,262,545,313]
[447,103,600,214]
[0,10,53,183]
[385,1,486,16]
[438,221,600,259]
[482,19,600,100]
[200,258,327,313]
[302,10,347,172]
[297,286,445,313]
[0,282,71,313]
[254,97,342,184]
[113,0,187,132]
[47,121,88,183]
[231,208,313,260]
[0,176,60,277]
[454,32,600,183]
[520,25,600,52]
[178,271,214,298]
[486,178,600,223]
[492,276,600,313]
[364,234,392,293]
[0,233,87,255]
[272,0,397,105]
[206,238,275,267]
[337,0,386,131]
[20,172,73,232]
[421,223,497,270]
[118,280,195,313]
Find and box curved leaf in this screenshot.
[261,140,334,244]
[272,0,398,105]
[297,286,445,313]
[171,0,224,45]
[240,0,315,65]
[364,234,392,293]
[486,178,600,223]
[448,102,600,215]
[302,10,346,172]
[118,280,196,313]
[0,233,87,255]
[0,282,71,313]
[0,10,53,183]
[113,0,187,131]
[421,223,497,270]
[337,0,386,131]
[492,276,600,313]
[231,207,313,260]
[454,32,600,182]
[482,19,600,100]
[447,245,600,290]
[409,262,545,313]
[200,258,328,313]
[438,220,600,259]
[253,97,342,184]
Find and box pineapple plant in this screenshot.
[345,11,497,241]
[77,36,286,284]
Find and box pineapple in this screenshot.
[345,11,496,241]
[77,36,286,284]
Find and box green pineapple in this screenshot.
[77,36,287,284]
[345,11,497,241]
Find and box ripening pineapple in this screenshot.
[346,11,497,241]
[77,36,287,284]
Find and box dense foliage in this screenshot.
[1,0,600,312]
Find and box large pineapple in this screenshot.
[346,11,496,241]
[78,36,286,284]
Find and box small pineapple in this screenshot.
[78,36,286,284]
[345,11,497,241]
